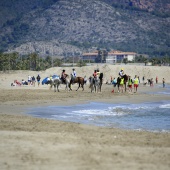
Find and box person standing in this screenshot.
[119,77,124,93]
[142,76,145,84]
[127,76,133,93]
[36,74,41,87]
[134,75,139,93]
[28,75,31,85]
[156,76,158,84]
[32,76,36,87]
[162,78,165,88]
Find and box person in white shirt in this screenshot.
[28,75,31,85]
[71,68,76,82]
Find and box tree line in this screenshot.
[0,52,62,71]
[0,52,87,71]
[0,52,169,72]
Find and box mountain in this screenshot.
[0,0,170,57]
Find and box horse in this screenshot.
[69,75,85,91]
[89,76,100,93]
[116,74,128,92]
[50,74,70,92]
[89,73,103,93]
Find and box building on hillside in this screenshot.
[81,50,136,63]
[106,50,136,64]
[81,51,99,63]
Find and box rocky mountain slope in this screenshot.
[0,0,170,57]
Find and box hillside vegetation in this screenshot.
[0,0,170,57]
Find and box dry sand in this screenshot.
[0,65,170,170]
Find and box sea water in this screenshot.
[146,83,170,96]
[27,101,170,132]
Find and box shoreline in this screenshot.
[0,67,170,170]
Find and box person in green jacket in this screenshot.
[133,75,139,93]
[120,77,124,93]
[127,75,133,93]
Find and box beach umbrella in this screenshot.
[42,77,49,85]
[42,75,60,85]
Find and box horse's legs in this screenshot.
[90,82,93,93]
[76,83,80,91]
[54,84,56,92]
[66,82,69,92]
[69,81,72,91]
[81,83,84,91]
[57,84,60,92]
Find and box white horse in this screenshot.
[89,76,100,93]
[50,75,70,92]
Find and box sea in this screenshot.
[27,100,170,133]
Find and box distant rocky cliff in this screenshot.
[0,0,169,57]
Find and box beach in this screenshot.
[0,65,170,170]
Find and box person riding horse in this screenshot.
[93,70,97,78]
[61,69,67,84]
[71,68,76,83]
[119,68,124,77]
[96,69,100,77]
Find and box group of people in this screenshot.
[27,75,41,86]
[113,68,166,93]
[60,68,77,83]
[60,68,102,85]
[110,68,139,93]
[11,75,41,87]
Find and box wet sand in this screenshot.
[0,80,170,170]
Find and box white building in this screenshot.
[106,50,136,64]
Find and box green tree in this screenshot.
[29,53,38,70]
[123,58,128,65]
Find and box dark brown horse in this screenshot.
[69,76,85,91]
[117,74,128,92]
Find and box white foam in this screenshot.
[72,109,111,115]
[159,104,170,109]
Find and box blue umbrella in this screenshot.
[42,75,60,85]
[42,77,49,85]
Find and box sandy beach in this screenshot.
[0,65,170,170]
